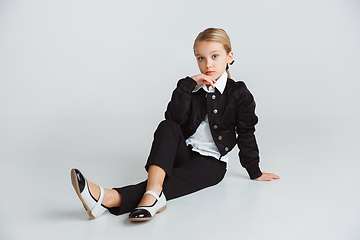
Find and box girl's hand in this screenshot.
[191,74,216,89]
[254,172,280,181]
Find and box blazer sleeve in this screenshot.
[235,83,262,180]
[165,77,197,125]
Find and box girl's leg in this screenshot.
[137,165,166,207]
[84,119,181,210]
[87,181,122,208]
[162,153,226,201]
[137,120,190,207]
[108,153,227,215]
[108,119,191,215]
[101,120,226,216]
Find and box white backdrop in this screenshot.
[1,0,359,163]
[1,0,359,120]
[0,1,360,239]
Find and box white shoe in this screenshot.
[71,169,107,219]
[128,190,167,221]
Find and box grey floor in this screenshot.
[1,115,359,240]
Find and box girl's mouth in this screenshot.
[206,71,214,75]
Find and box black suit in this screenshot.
[109,77,261,216]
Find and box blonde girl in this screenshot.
[71,28,280,222]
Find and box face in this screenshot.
[194,41,233,80]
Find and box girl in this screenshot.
[71,28,280,222]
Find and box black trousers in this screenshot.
[108,120,227,215]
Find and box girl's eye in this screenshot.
[198,57,204,61]
[212,54,218,59]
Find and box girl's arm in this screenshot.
[235,83,280,181]
[165,77,197,125]
[235,83,261,179]
[165,74,216,125]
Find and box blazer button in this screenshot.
[212,95,216,100]
[218,135,222,140]
[225,147,229,152]
[213,124,218,129]
[213,109,218,114]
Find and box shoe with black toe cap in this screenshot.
[71,168,107,219]
[129,190,167,222]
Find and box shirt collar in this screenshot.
[192,70,228,94]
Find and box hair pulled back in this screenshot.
[193,28,233,78]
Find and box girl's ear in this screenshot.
[227,51,234,63]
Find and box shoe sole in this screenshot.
[71,169,96,220]
[128,205,167,222]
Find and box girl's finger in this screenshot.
[207,76,216,83]
[205,77,216,87]
[208,80,215,88]
[270,173,280,179]
[207,80,215,88]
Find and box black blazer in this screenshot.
[165,77,262,179]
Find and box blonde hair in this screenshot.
[193,28,233,78]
